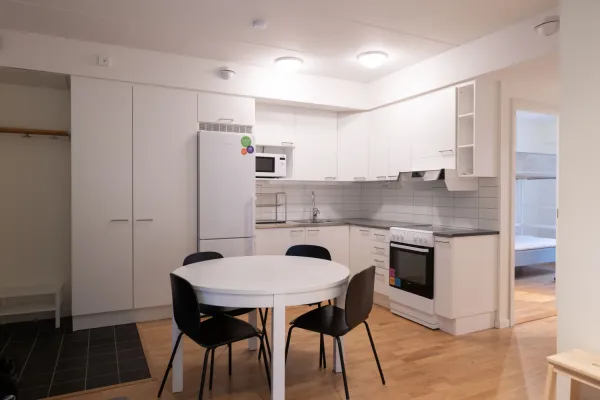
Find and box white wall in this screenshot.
[558,1,600,399]
[0,82,71,318]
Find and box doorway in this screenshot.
[512,108,558,324]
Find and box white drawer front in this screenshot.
[374,266,389,296]
[371,243,389,256]
[371,254,389,270]
[370,229,390,243]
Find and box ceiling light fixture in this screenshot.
[357,51,388,69]
[275,57,303,73]
[534,17,560,36]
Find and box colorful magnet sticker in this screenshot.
[389,269,395,277]
[247,145,254,154]
[241,136,252,147]
[395,277,402,287]
[241,148,248,155]
[389,278,395,286]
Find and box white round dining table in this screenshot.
[170,255,350,400]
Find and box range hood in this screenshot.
[400,169,478,191]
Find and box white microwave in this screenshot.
[256,153,287,178]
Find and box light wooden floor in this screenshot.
[514,263,556,325]
[60,306,556,400]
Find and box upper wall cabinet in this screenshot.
[254,103,295,146]
[370,102,412,180]
[197,92,255,126]
[387,101,413,177]
[410,87,457,171]
[294,109,338,181]
[338,112,370,181]
[455,79,499,177]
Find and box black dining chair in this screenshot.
[183,251,271,363]
[157,273,271,400]
[284,266,385,400]
[284,244,332,369]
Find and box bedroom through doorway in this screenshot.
[513,109,558,325]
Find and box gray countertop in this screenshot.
[256,218,499,238]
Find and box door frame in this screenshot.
[507,99,559,327]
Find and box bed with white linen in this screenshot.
[515,235,556,267]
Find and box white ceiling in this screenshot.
[0,66,69,90]
[0,0,556,82]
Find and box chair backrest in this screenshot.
[183,251,223,266]
[344,266,375,329]
[285,245,332,261]
[170,273,201,335]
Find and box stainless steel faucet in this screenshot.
[311,191,320,222]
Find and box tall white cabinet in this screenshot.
[338,112,370,181]
[294,109,338,181]
[71,77,134,316]
[132,85,198,309]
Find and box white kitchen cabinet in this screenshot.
[71,77,134,316]
[410,87,457,171]
[255,227,306,255]
[133,85,199,309]
[349,226,372,275]
[305,226,349,266]
[369,107,391,181]
[387,101,413,177]
[197,92,255,126]
[254,104,295,147]
[337,112,370,182]
[294,109,338,181]
[434,235,498,335]
[374,266,389,298]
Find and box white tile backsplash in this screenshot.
[256,178,500,231]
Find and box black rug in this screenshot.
[0,318,151,399]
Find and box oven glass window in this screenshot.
[391,250,427,285]
[256,156,275,173]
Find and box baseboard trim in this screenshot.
[496,317,511,329]
[73,306,172,331]
[373,292,390,309]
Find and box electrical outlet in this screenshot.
[97,55,112,67]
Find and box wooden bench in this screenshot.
[0,282,62,328]
[545,349,600,399]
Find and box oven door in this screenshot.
[389,242,434,299]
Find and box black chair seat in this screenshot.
[290,305,351,337]
[188,316,260,348]
[200,305,255,318]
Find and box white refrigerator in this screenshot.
[198,131,255,257]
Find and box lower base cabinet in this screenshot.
[255,228,306,255]
[305,226,350,266]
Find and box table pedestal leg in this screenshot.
[271,295,286,400]
[172,317,183,393]
[333,286,347,373]
[248,309,258,351]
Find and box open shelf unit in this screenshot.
[455,79,498,177]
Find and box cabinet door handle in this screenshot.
[376,176,386,180]
[281,142,294,147]
[374,246,385,250]
[136,218,154,222]
[359,229,369,233]
[353,177,366,181]
[110,219,129,222]
[388,175,398,179]
[374,259,385,265]
[217,118,234,123]
[324,177,337,181]
[290,229,304,233]
[375,271,385,277]
[307,229,320,232]
[374,233,385,237]
[439,149,454,154]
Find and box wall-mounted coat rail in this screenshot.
[0,126,70,137]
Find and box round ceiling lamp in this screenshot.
[357,51,388,68]
[534,17,560,36]
[275,57,304,73]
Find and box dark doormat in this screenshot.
[0,318,151,399]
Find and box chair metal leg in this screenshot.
[258,309,265,360]
[258,309,272,362]
[285,326,294,362]
[259,334,272,392]
[320,333,326,369]
[228,343,232,376]
[198,349,211,400]
[157,332,183,398]
[364,321,385,385]
[319,333,323,369]
[209,348,215,390]
[335,336,350,400]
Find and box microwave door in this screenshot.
[256,156,275,174]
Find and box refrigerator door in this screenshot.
[198,131,255,239]
[199,238,254,257]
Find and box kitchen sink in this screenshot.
[292,219,338,224]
